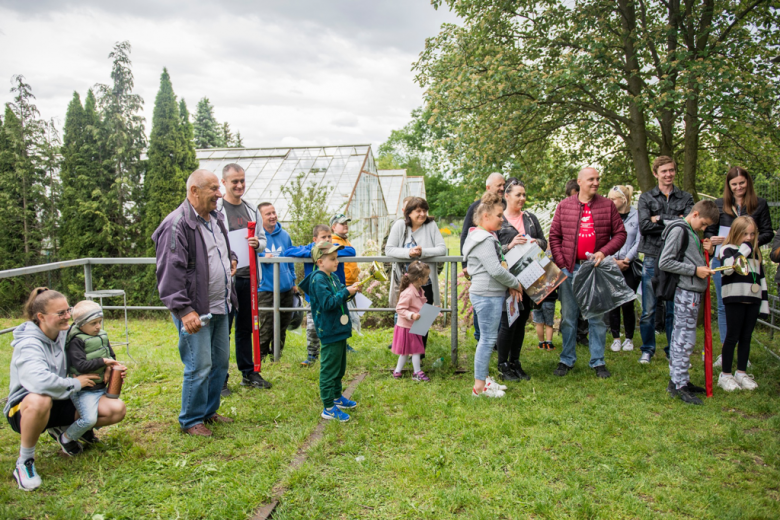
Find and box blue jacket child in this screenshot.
[259,222,296,292]
[284,242,356,302]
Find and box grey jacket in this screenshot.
[152,200,239,320]
[658,222,707,293]
[385,219,447,306]
[637,185,694,257]
[615,207,640,261]
[462,228,519,297]
[4,322,82,415]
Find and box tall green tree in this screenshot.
[193,97,221,148]
[143,68,197,253]
[178,99,199,173]
[417,0,780,195]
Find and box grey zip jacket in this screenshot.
[658,222,708,294]
[462,227,519,297]
[4,321,82,415]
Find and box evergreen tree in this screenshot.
[178,99,199,173]
[143,68,189,253]
[220,122,233,148]
[193,97,221,148]
[234,131,244,148]
[39,118,61,256]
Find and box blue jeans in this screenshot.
[711,257,727,345]
[470,294,504,381]
[65,387,106,440]
[559,265,607,368]
[639,256,674,357]
[473,308,481,341]
[172,313,230,430]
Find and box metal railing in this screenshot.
[0,256,463,366]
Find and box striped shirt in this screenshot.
[719,242,769,317]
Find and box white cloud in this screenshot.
[0,3,458,151]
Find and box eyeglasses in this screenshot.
[44,307,73,318]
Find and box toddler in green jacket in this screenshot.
[298,241,361,422]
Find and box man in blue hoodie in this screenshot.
[258,203,297,359]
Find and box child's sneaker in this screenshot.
[300,355,317,366]
[610,338,622,352]
[537,341,545,349]
[346,344,357,353]
[472,385,505,398]
[321,406,350,422]
[718,372,741,392]
[485,376,507,391]
[734,372,758,390]
[13,458,41,491]
[622,338,634,351]
[545,341,555,350]
[333,396,357,409]
[392,371,402,379]
[57,432,83,457]
[713,354,722,367]
[80,429,100,446]
[412,371,430,382]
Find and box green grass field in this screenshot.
[1,315,779,519]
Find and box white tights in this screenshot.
[395,354,421,373]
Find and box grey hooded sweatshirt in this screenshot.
[462,227,519,297]
[658,221,708,294]
[3,321,82,416]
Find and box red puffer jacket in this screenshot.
[549,194,627,272]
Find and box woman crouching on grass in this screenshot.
[462,192,524,398]
[3,288,126,491]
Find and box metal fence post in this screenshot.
[84,262,93,295]
[451,260,458,367]
[273,262,281,362]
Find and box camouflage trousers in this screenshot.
[668,288,702,389]
[306,306,320,358]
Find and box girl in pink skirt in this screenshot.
[392,261,432,381]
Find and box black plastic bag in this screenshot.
[572,257,636,320]
[287,293,304,330]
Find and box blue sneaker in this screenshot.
[346,344,356,353]
[333,396,357,409]
[321,406,350,422]
[300,355,317,366]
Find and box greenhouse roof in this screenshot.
[406,176,427,200]
[377,169,411,218]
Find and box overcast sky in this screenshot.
[0,1,458,150]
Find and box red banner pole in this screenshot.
[248,222,262,373]
[704,251,713,397]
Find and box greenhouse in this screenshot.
[195,145,393,253]
[406,175,427,199]
[377,169,413,220]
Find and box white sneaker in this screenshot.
[13,458,41,491]
[622,339,634,351]
[734,372,758,390]
[472,385,505,398]
[639,352,651,364]
[485,377,507,391]
[718,373,741,392]
[713,354,722,368]
[610,339,622,352]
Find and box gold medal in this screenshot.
[751,283,760,294]
[340,315,349,325]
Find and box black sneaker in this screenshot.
[498,363,521,382]
[594,365,611,379]
[57,432,83,457]
[677,387,703,405]
[553,362,572,377]
[510,361,531,381]
[666,380,679,397]
[80,429,100,446]
[221,374,232,397]
[685,382,706,394]
[241,372,272,389]
[47,427,64,443]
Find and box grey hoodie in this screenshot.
[658,221,708,294]
[462,228,519,297]
[3,321,82,416]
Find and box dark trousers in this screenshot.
[229,277,255,376]
[258,289,294,358]
[609,300,636,339]
[497,294,533,364]
[320,339,347,408]
[421,284,434,352]
[722,302,760,373]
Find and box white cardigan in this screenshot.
[385,219,447,306]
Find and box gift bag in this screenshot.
[572,257,636,320]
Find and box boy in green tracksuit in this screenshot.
[298,241,361,422]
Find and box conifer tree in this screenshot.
[178,98,199,174]
[220,122,233,148]
[193,97,221,148]
[234,131,244,148]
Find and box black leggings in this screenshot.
[722,302,760,373]
[609,300,635,339]
[421,284,434,354]
[497,294,533,365]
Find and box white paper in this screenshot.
[352,293,372,317]
[516,261,546,289]
[714,225,730,257]
[228,229,251,268]
[506,294,520,327]
[409,303,441,335]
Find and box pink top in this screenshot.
[505,211,525,235]
[395,284,427,329]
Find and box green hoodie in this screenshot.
[298,269,352,345]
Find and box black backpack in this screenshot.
[651,222,690,301]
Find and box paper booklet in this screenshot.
[506,293,523,327]
[505,242,567,305]
[409,303,441,336]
